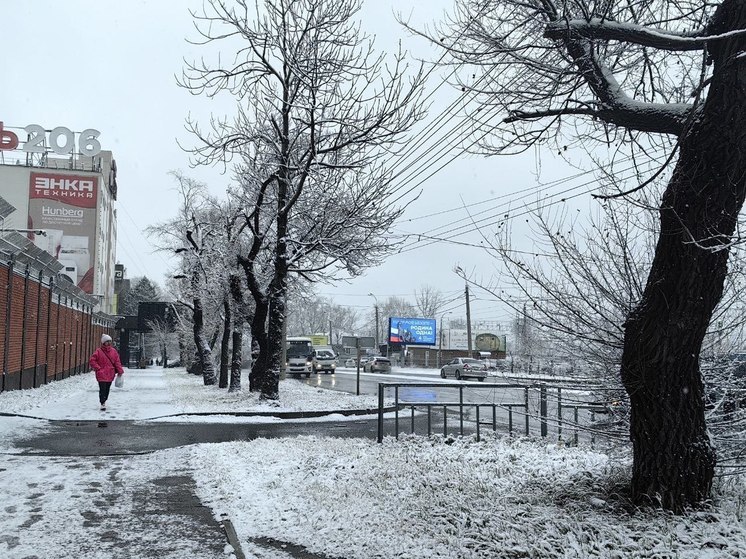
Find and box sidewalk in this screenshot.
[0,367,375,559]
[0,371,233,559]
[3,367,744,559]
[17,367,182,421]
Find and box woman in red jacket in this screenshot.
[89,334,124,411]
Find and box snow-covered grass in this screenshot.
[1,367,746,558]
[190,435,746,558]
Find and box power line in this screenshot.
[380,0,496,180]
[116,202,173,279]
[384,72,502,192]
[382,66,529,207]
[409,153,662,240]
[392,156,666,255]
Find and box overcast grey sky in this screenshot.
[2,1,587,330]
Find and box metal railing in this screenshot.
[377,381,611,444]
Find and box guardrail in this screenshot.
[377,381,612,444]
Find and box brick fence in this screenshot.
[0,257,117,393]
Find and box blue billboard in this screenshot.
[388,317,437,346]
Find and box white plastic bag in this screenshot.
[114,375,124,388]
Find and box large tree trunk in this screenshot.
[254,173,291,400]
[253,101,292,400]
[228,274,243,393]
[218,298,231,388]
[620,1,746,512]
[229,329,243,392]
[259,276,286,400]
[239,252,270,393]
[249,298,269,392]
[193,285,216,385]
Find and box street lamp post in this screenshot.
[368,293,379,354]
[438,311,451,369]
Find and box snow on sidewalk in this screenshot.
[0,366,385,421]
[3,367,746,559]
[27,367,181,421]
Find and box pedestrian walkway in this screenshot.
[0,451,229,558]
[0,369,232,558]
[0,366,375,558]
[29,367,181,421]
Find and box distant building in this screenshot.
[114,262,129,315]
[0,122,118,313]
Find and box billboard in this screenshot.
[476,333,507,352]
[448,329,470,350]
[388,317,437,346]
[310,334,329,346]
[27,171,98,293]
[444,330,507,352]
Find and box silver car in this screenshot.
[345,357,369,368]
[363,356,391,373]
[440,358,487,381]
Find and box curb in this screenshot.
[0,406,400,422]
[149,406,398,420]
[222,519,246,559]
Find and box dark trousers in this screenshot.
[98,381,112,404]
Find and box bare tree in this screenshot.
[147,173,218,386]
[488,197,654,382]
[414,285,447,319]
[182,0,425,399]
[285,287,330,337]
[285,291,362,342]
[415,0,746,510]
[145,317,175,367]
[210,199,249,391]
[374,296,416,343]
[480,192,746,461]
[329,304,361,344]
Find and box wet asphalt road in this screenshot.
[9,371,602,457]
[11,414,386,456]
[6,369,426,457]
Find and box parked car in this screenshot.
[440,358,487,381]
[344,357,368,368]
[363,356,391,373]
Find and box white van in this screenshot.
[312,347,337,374]
[286,337,313,377]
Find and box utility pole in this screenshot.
[368,292,379,354]
[465,283,473,356]
[374,304,380,353]
[438,324,443,369]
[438,311,451,368]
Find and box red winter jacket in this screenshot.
[89,345,124,382]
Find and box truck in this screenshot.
[311,346,337,374]
[285,336,314,377]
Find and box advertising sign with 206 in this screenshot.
[0,121,101,157]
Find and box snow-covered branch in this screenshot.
[544,18,708,52]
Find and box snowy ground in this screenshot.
[1,367,745,558]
